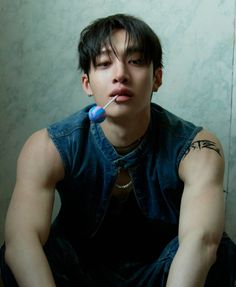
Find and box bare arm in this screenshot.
[166,130,225,287]
[4,129,64,287]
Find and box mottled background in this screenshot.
[0,0,236,244]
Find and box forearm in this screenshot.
[166,235,218,287]
[5,236,56,287]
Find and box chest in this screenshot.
[111,168,133,200]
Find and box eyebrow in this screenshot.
[125,46,143,55]
[98,45,143,57]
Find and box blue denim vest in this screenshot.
[47,103,202,240]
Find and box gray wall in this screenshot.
[0,0,236,244]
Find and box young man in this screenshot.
[0,13,236,287]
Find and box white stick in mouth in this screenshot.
[103,95,118,109]
[88,95,118,123]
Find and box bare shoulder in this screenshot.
[179,129,224,185]
[17,128,65,187]
[5,129,64,245]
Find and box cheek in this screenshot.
[138,73,155,91]
[138,69,154,83]
[87,78,100,94]
[89,73,109,91]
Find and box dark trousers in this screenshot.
[1,233,236,287]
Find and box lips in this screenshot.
[109,88,133,102]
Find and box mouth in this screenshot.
[109,88,133,102]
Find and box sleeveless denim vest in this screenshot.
[47,103,202,241]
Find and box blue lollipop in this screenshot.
[88,95,118,123]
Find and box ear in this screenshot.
[81,73,93,95]
[152,68,162,92]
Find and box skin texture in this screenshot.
[82,29,162,148]
[166,130,225,287]
[5,130,64,287]
[4,29,225,287]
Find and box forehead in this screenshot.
[99,29,140,55]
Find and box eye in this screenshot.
[128,52,146,65]
[95,53,112,69]
[96,61,111,68]
[129,58,145,65]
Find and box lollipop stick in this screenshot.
[103,95,118,109]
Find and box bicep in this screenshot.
[178,130,225,243]
[5,129,64,245]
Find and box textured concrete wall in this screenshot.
[0,0,235,243]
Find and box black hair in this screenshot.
[78,14,163,74]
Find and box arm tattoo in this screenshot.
[183,140,222,158]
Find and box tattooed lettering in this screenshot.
[183,140,222,158]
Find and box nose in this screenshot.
[112,61,129,84]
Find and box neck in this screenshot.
[100,112,150,148]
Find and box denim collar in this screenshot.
[90,121,151,170]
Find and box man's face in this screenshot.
[82,29,162,122]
